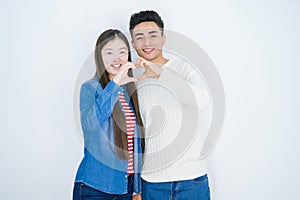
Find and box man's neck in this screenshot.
[151,56,169,66]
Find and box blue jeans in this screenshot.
[73,175,134,200]
[142,174,210,200]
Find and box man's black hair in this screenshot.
[129,10,164,34]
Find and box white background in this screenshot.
[1,0,299,199]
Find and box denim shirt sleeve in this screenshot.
[80,79,124,131]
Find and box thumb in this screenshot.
[137,73,147,81]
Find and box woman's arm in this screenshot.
[80,80,123,131]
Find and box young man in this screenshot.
[129,10,212,200]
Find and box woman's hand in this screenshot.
[113,62,138,86]
[132,194,142,200]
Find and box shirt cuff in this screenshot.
[105,80,124,95]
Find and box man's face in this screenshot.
[131,21,166,63]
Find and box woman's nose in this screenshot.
[113,55,121,62]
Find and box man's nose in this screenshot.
[144,36,150,46]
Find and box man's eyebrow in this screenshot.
[148,30,158,34]
[134,32,144,37]
[134,30,159,37]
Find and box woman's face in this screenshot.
[101,37,129,79]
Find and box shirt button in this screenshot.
[125,175,128,178]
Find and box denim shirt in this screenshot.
[74,76,142,194]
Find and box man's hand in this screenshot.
[135,57,162,80]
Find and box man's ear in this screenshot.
[162,35,166,46]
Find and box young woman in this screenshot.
[73,29,144,200]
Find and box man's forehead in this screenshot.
[132,27,160,34]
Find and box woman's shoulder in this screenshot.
[82,76,99,89]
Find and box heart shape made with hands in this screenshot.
[114,59,163,86]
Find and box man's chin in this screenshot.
[141,54,155,61]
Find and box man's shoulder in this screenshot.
[164,59,194,72]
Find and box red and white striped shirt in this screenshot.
[118,92,135,175]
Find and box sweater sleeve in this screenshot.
[157,62,211,111]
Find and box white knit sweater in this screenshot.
[134,59,212,182]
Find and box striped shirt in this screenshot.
[118,92,135,175]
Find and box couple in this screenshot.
[73,10,211,200]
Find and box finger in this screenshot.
[124,62,136,69]
[128,77,138,82]
[136,57,149,68]
[122,77,138,85]
[135,58,143,67]
[137,73,148,81]
[118,64,133,75]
